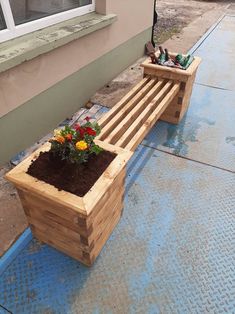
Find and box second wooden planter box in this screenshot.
[141,53,201,124]
[5,140,132,266]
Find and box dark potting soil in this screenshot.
[27,150,116,197]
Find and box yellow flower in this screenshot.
[55,135,65,144]
[76,140,88,151]
[54,129,62,137]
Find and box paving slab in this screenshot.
[0,146,234,314]
[143,84,235,172]
[194,15,235,91]
[0,307,9,314]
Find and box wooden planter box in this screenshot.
[5,140,132,266]
[141,53,201,124]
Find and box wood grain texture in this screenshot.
[141,55,201,124]
[97,78,158,141]
[99,80,180,151]
[125,82,180,151]
[141,53,201,77]
[6,141,130,266]
[5,53,200,267]
[97,76,151,129]
[104,79,165,145]
[115,81,175,148]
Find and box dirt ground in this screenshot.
[0,0,232,257]
[0,165,28,255]
[154,0,225,45]
[91,0,229,108]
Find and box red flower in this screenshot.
[79,128,86,138]
[85,116,91,122]
[74,124,80,131]
[74,124,85,138]
[85,127,96,136]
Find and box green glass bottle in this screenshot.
[175,54,194,69]
[159,46,166,64]
[165,48,169,61]
[183,55,194,69]
[175,54,185,66]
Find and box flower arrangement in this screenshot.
[50,117,102,164]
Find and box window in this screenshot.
[0,0,95,43]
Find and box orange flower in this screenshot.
[55,135,65,144]
[65,134,72,141]
[76,140,88,151]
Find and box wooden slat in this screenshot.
[19,190,90,235]
[98,76,151,128]
[141,54,201,77]
[90,207,122,264]
[103,79,165,145]
[162,71,196,124]
[141,62,191,77]
[32,227,91,265]
[31,224,83,254]
[181,72,196,110]
[23,173,124,240]
[87,182,124,233]
[28,214,80,243]
[115,80,175,148]
[21,188,83,225]
[125,82,180,151]
[83,166,125,216]
[27,190,123,267]
[28,216,93,252]
[97,78,158,140]
[89,197,123,245]
[86,169,125,226]
[160,114,179,124]
[25,204,89,236]
[162,104,182,116]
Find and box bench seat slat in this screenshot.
[103,79,166,145]
[98,76,151,128]
[97,77,158,140]
[124,82,180,151]
[115,80,175,148]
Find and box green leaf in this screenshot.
[90,144,103,155]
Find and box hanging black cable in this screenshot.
[151,0,158,47]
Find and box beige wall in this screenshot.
[0,0,153,118]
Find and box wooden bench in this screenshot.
[97,76,180,152]
[97,54,201,152]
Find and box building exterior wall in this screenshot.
[0,0,154,164]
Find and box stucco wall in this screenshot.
[0,0,153,118]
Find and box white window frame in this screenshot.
[0,0,95,43]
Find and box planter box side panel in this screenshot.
[86,168,126,226]
[17,188,88,235]
[160,72,197,124]
[88,196,123,265]
[144,68,189,83]
[179,71,197,120]
[16,167,126,266]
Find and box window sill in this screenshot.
[0,12,117,74]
